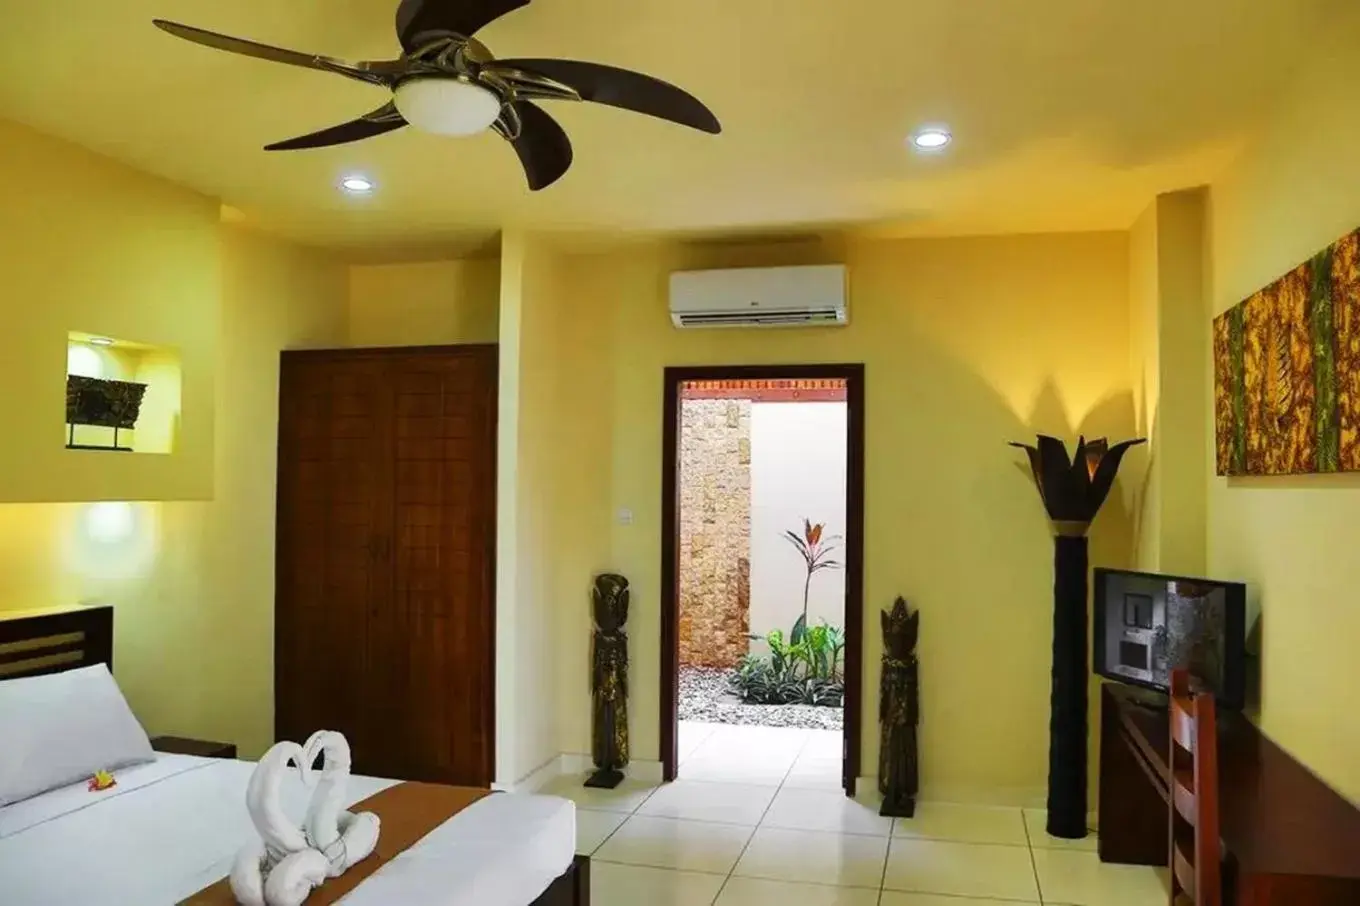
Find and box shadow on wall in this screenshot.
[869,359,1138,799]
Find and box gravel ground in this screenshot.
[678,665,844,730]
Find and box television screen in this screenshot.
[1093,568,1246,709]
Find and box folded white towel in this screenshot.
[231,841,329,906]
[230,733,382,906]
[301,731,381,877]
[230,741,320,906]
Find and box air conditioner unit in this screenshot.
[669,264,848,328]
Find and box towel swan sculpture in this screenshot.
[300,730,381,877]
[229,732,381,906]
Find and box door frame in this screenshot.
[660,363,866,795]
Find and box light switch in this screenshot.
[617,507,634,525]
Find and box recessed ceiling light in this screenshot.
[910,127,953,152]
[340,175,375,195]
[89,337,115,347]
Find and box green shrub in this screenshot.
[731,617,845,707]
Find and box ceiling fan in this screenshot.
[152,0,721,190]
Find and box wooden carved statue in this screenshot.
[65,375,148,451]
[879,596,920,818]
[587,573,630,789]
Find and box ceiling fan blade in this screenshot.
[495,101,573,191]
[264,103,408,151]
[152,19,403,87]
[396,0,530,50]
[493,58,721,134]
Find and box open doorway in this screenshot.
[661,365,865,795]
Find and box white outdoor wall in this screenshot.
[749,402,848,646]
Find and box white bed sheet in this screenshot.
[0,754,575,906]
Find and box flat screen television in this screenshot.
[1092,568,1247,710]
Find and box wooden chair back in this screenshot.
[1168,668,1221,906]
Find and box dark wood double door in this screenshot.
[275,345,496,786]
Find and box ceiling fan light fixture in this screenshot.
[394,78,503,136]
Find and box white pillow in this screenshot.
[0,664,154,806]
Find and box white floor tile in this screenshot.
[761,787,893,836]
[1022,808,1099,850]
[595,815,754,874]
[538,773,659,814]
[781,754,845,791]
[678,753,795,786]
[733,826,888,888]
[716,876,879,905]
[880,894,1038,905]
[590,861,727,906]
[692,725,809,760]
[1031,848,1167,906]
[892,802,1028,846]
[678,721,722,764]
[800,729,845,759]
[576,808,628,855]
[638,779,777,826]
[883,838,1040,901]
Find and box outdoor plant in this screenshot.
[729,518,847,708]
[784,519,842,631]
[732,618,846,706]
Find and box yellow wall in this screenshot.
[348,258,499,347]
[545,233,1134,802]
[493,234,616,786]
[493,234,525,784]
[1129,190,1209,575]
[1203,7,1360,803]
[1130,204,1162,570]
[1154,190,1208,576]
[196,226,348,754]
[0,118,348,756]
[0,119,217,502]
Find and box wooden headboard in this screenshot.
[0,606,113,680]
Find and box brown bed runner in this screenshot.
[181,783,492,905]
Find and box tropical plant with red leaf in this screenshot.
[783,518,842,643]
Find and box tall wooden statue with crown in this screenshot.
[586,573,630,789]
[879,596,920,818]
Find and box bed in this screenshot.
[0,607,590,906]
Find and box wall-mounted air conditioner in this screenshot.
[669,264,848,328]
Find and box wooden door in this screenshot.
[275,346,497,786]
[275,354,395,766]
[383,347,497,785]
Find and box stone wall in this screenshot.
[678,398,751,668]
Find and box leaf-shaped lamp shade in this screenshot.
[1010,434,1145,532]
[1082,438,1108,480]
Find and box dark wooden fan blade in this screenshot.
[264,103,407,151]
[493,58,721,134]
[396,0,530,50]
[498,101,572,191]
[152,19,403,87]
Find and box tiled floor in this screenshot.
[539,722,1167,905]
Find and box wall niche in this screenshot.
[66,332,182,455]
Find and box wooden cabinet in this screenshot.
[275,345,496,786]
[152,736,238,759]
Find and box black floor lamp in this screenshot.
[1010,435,1143,839]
